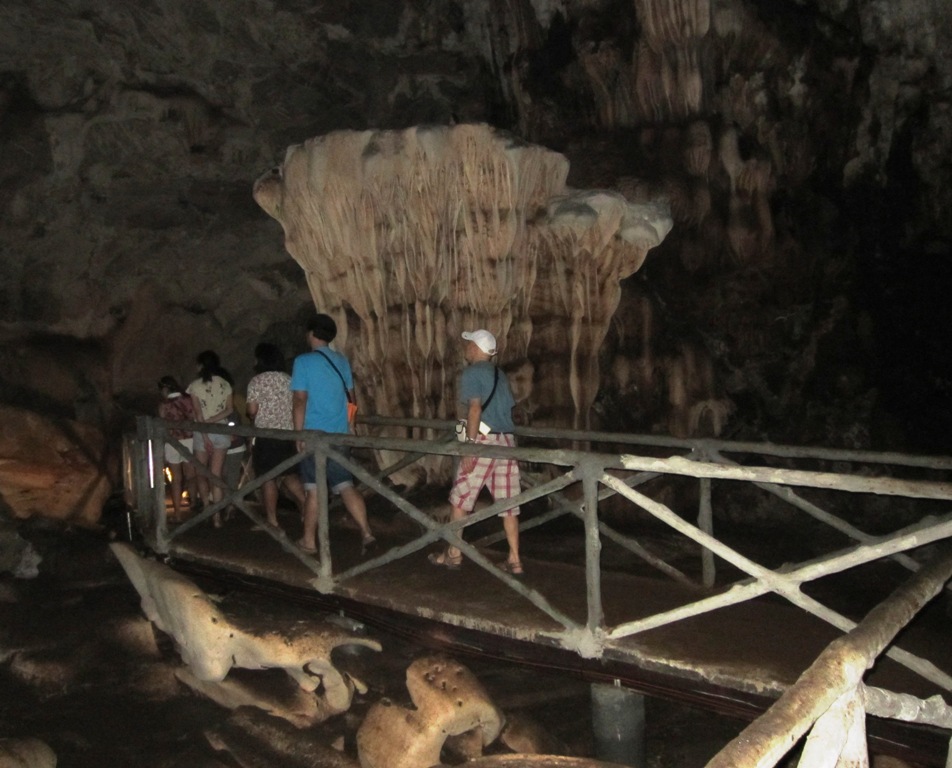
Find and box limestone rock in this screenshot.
[499,712,572,757]
[254,123,671,480]
[205,707,359,768]
[437,757,626,767]
[110,543,380,717]
[0,518,40,579]
[0,738,56,768]
[0,406,111,525]
[356,655,504,768]
[177,666,354,728]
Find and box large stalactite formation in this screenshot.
[253,123,671,481]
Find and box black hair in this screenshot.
[306,313,337,343]
[196,349,234,385]
[158,375,183,394]
[254,342,287,374]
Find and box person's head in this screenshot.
[196,349,225,383]
[461,329,497,362]
[306,313,337,347]
[157,375,183,396]
[254,342,286,374]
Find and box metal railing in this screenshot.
[128,414,952,765]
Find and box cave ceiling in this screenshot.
[0,0,950,459]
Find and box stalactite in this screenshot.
[683,120,713,177]
[254,124,671,481]
[636,0,711,50]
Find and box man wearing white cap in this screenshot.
[429,329,523,575]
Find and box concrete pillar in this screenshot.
[591,681,646,767]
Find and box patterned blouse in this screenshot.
[186,375,232,421]
[246,371,294,430]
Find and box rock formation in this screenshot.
[110,542,380,722]
[0,738,57,768]
[254,123,671,479]
[0,406,111,525]
[356,654,505,768]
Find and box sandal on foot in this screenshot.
[361,534,377,555]
[428,550,462,569]
[501,560,524,577]
[296,539,317,554]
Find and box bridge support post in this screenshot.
[591,681,646,767]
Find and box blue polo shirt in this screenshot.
[290,348,353,434]
[459,361,515,433]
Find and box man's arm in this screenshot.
[292,390,307,432]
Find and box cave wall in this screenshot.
[1,0,951,516]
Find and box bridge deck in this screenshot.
[163,499,950,705]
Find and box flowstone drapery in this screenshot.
[254,124,671,482]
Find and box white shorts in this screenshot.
[194,432,231,453]
[164,442,188,464]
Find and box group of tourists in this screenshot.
[157,313,524,576]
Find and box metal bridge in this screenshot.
[126,415,952,767]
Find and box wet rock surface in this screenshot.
[0,526,752,768]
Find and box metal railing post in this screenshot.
[312,436,332,586]
[582,459,605,641]
[698,476,715,588]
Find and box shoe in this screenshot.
[361,534,377,555]
[501,560,524,577]
[296,539,317,554]
[428,549,462,569]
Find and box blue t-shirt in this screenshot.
[290,348,353,433]
[459,361,515,433]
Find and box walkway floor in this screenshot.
[161,498,952,763]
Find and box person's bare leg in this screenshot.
[169,463,183,517]
[194,451,211,507]
[262,479,280,527]
[446,504,468,559]
[209,447,227,526]
[280,474,306,515]
[209,448,227,504]
[300,488,318,550]
[339,486,372,540]
[183,462,198,509]
[503,514,520,566]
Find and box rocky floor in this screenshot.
[0,523,757,768]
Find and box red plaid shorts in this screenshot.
[449,432,521,516]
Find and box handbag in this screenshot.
[456,367,499,441]
[316,350,358,426]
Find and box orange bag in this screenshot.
[347,400,358,426]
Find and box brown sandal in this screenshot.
[428,549,462,569]
[501,560,524,577]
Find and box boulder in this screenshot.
[0,406,111,525]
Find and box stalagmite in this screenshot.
[254,124,671,478]
[356,655,504,768]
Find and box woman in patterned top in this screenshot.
[186,349,234,526]
[246,342,305,530]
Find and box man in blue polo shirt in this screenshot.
[291,313,375,554]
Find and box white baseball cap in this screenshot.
[462,329,497,355]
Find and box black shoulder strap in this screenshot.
[482,366,499,410]
[315,350,354,403]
